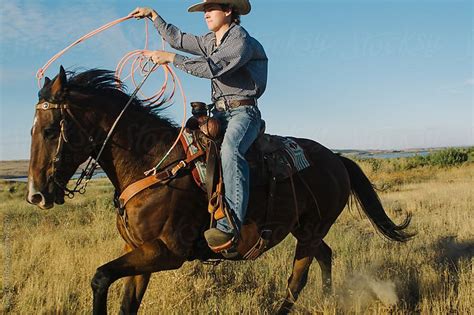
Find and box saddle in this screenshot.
[116,102,311,260]
[181,102,311,259]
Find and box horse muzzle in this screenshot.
[27,190,54,209]
[26,179,62,209]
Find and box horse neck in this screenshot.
[93,101,180,192]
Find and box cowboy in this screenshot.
[130,0,268,250]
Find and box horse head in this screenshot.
[27,66,102,209]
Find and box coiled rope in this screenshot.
[36,14,187,175]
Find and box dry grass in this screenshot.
[1,162,473,314]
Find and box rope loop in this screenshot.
[36,15,188,194]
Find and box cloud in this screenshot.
[438,78,474,95]
[0,1,150,83]
[464,78,474,86]
[0,1,134,55]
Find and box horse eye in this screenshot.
[43,127,60,140]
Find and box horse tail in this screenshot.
[339,156,414,242]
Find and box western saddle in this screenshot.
[117,101,309,259]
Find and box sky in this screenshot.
[0,0,472,160]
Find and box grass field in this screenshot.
[1,159,472,314]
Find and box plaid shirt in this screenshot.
[153,15,268,102]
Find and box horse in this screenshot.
[27,66,413,314]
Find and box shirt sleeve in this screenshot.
[153,15,207,56]
[172,33,253,79]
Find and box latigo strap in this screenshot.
[118,148,205,208]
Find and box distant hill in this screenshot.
[0,160,99,179]
[2,146,471,178]
[0,160,30,178]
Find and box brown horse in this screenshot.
[27,67,413,314]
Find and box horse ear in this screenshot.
[51,65,67,96]
[43,76,51,87]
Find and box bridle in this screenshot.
[34,64,157,199]
[35,101,98,198]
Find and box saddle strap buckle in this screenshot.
[171,160,187,176]
[208,186,225,220]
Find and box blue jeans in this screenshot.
[212,105,262,233]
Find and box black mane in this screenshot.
[68,69,123,91]
[40,69,172,115]
[67,69,148,111]
[39,68,177,130]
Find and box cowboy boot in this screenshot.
[204,228,234,249]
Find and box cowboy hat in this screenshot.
[187,0,251,15]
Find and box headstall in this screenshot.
[35,101,97,198]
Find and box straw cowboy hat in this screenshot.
[187,0,251,15]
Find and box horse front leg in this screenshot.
[91,238,184,315]
[119,274,151,315]
[118,244,151,314]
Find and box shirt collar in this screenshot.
[213,23,237,46]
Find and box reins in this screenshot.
[70,61,158,197]
[36,15,188,198]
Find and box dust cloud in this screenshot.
[337,273,398,311]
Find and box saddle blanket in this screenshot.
[181,130,311,188]
[280,137,311,172]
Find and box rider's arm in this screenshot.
[172,32,253,79]
[153,14,208,57]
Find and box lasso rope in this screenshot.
[36,14,187,177]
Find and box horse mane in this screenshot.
[41,69,175,125]
[67,69,151,113]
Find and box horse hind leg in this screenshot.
[277,242,317,315]
[314,240,332,295]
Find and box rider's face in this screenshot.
[204,4,232,32]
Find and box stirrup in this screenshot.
[208,235,238,253]
[208,235,240,259]
[242,229,272,260]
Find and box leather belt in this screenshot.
[214,98,257,111]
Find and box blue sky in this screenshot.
[0,0,472,160]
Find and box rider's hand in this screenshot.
[130,7,158,20]
[145,50,176,65]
